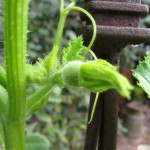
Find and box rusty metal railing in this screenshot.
[81,0,150,150]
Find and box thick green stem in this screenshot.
[2,119,25,150]
[4,0,28,149]
[5,0,28,121]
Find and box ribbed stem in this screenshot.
[4,0,28,149]
[5,0,28,121]
[2,119,25,150]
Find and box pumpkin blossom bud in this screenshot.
[79,60,133,99]
[62,60,133,99]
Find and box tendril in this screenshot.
[64,6,96,56]
[88,92,99,124]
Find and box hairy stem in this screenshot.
[4,0,28,149]
[2,119,25,150]
[53,0,68,50]
[5,0,28,122]
[60,0,64,13]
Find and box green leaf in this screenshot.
[62,36,84,63]
[133,52,150,98]
[25,133,50,150]
[35,111,51,123]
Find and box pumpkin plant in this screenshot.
[0,0,133,149]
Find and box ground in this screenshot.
[117,105,150,150]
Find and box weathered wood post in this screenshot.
[81,0,150,150]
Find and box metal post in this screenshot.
[81,0,150,150]
[98,53,120,150]
[84,93,103,150]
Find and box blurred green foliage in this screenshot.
[25,133,50,150]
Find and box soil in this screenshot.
[117,105,150,150]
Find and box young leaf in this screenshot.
[133,52,150,98]
[62,36,84,63]
[44,45,58,72]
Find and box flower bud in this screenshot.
[79,60,133,99]
[61,59,133,99]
